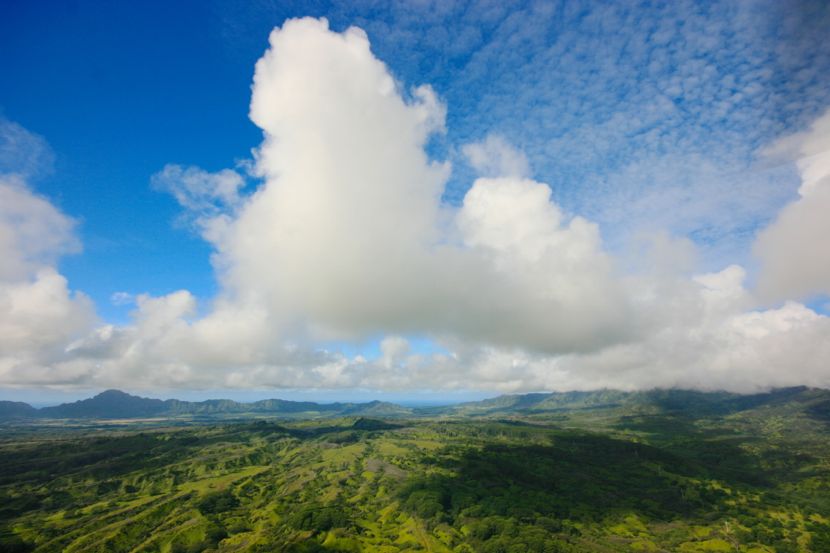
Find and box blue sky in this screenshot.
[1,0,829,402]
[1,0,261,321]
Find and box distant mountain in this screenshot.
[342,400,412,417]
[0,400,39,419]
[431,386,830,418]
[0,390,414,420]
[39,389,167,419]
[2,386,829,422]
[437,390,630,415]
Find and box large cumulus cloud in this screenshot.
[204,18,629,353]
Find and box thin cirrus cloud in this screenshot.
[0,17,829,393]
[462,134,530,179]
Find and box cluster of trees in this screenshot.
[288,503,352,533]
[198,490,240,515]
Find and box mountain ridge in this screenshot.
[0,389,408,420]
[2,386,829,421]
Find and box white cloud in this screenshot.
[398,267,830,394]
[379,336,410,369]
[0,118,54,179]
[0,269,94,357]
[152,164,245,213]
[110,291,134,306]
[151,164,246,242]
[0,176,95,386]
[456,177,629,350]
[754,108,830,302]
[462,134,530,178]
[202,17,627,353]
[0,175,80,281]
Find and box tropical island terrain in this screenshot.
[2,387,830,552]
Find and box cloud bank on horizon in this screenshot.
[1,16,829,393]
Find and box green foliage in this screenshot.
[0,531,34,553]
[807,399,830,422]
[288,504,351,533]
[198,490,240,515]
[1,390,830,552]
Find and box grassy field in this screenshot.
[2,396,830,552]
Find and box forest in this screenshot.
[1,387,830,552]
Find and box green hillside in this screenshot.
[2,388,830,552]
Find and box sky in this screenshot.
[1,0,830,404]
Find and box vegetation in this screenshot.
[1,388,830,551]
